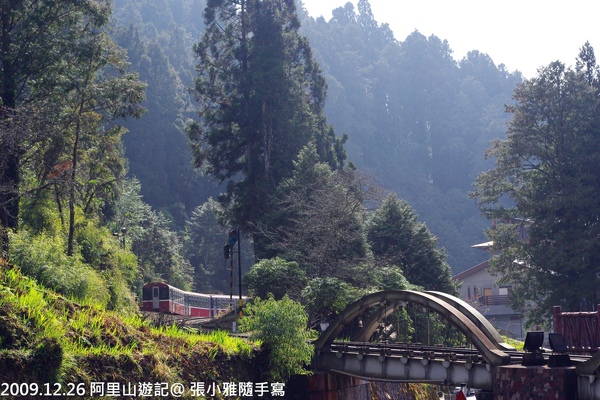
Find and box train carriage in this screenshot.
[141,282,244,317]
[141,282,186,314]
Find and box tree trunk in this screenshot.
[0,8,19,259]
[0,153,19,258]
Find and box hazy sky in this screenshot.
[300,0,600,78]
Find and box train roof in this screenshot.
[142,282,246,299]
[143,281,170,288]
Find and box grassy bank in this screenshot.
[0,263,262,398]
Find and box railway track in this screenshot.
[327,341,593,365]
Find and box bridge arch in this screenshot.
[425,291,515,351]
[314,290,511,366]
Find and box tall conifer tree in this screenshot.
[188,0,346,250]
[472,45,600,322]
[367,193,456,294]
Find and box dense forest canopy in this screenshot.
[298,1,523,269]
[0,0,510,286]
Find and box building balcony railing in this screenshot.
[479,295,509,306]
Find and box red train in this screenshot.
[141,282,243,317]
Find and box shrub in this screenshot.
[239,295,313,382]
[243,258,307,301]
[302,277,360,328]
[9,230,110,307]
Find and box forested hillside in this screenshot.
[111,0,213,223]
[110,0,521,272]
[0,0,523,319]
[298,1,522,269]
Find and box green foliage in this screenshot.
[113,178,193,290]
[252,149,457,329]
[301,277,361,328]
[263,144,370,276]
[195,330,254,357]
[504,335,524,352]
[365,265,421,292]
[184,199,225,292]
[130,210,192,289]
[0,0,145,254]
[189,0,347,240]
[244,258,307,301]
[151,328,255,358]
[8,230,110,308]
[239,295,313,382]
[32,28,146,255]
[393,308,414,343]
[111,18,213,215]
[72,217,139,312]
[367,193,457,294]
[472,45,600,323]
[184,198,255,293]
[18,190,65,237]
[1,268,65,341]
[10,192,140,312]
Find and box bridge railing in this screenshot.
[553,305,600,353]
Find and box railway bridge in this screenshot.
[312,290,600,399]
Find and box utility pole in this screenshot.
[224,229,242,329]
[237,229,242,318]
[226,229,239,307]
[229,247,234,307]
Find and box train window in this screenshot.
[214,296,231,309]
[172,289,184,305]
[142,287,153,300]
[186,294,210,308]
[159,287,169,300]
[200,296,210,308]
